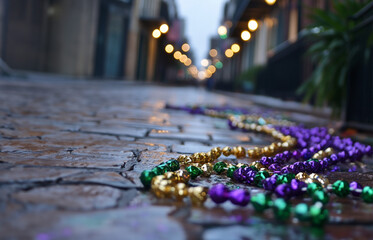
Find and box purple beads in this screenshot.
[229,189,251,206]
[209,184,230,203]
[275,184,292,199]
[350,181,363,197]
[209,184,250,207]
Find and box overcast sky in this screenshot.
[176,0,227,67]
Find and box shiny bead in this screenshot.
[140,170,156,188]
[309,203,329,226]
[316,177,329,188]
[236,146,246,158]
[250,193,272,212]
[173,183,188,201]
[166,159,180,171]
[199,152,207,163]
[213,162,227,174]
[325,147,334,155]
[205,151,212,162]
[250,161,264,170]
[222,146,232,156]
[332,180,350,197]
[211,147,222,159]
[236,163,246,168]
[201,163,213,177]
[276,173,295,184]
[154,179,173,198]
[350,181,363,197]
[227,166,239,178]
[188,186,208,206]
[177,155,187,164]
[229,189,251,206]
[209,184,230,204]
[307,182,323,195]
[185,166,203,179]
[362,186,373,203]
[312,190,329,204]
[309,173,320,180]
[151,166,163,176]
[254,171,270,187]
[295,203,309,221]
[247,149,255,158]
[164,172,178,182]
[174,169,191,183]
[192,153,202,163]
[184,156,193,165]
[273,198,291,221]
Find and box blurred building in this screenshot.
[212,0,373,129]
[0,0,179,81]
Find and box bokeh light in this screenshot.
[248,19,258,31]
[201,59,209,67]
[165,44,174,53]
[173,51,182,59]
[208,65,216,73]
[241,30,251,41]
[265,0,276,5]
[225,49,234,58]
[231,44,240,53]
[152,29,161,38]
[217,25,227,36]
[209,49,218,58]
[181,43,190,52]
[179,54,188,63]
[159,24,169,33]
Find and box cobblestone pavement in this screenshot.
[0,78,373,240]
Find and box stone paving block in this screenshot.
[62,171,136,188]
[12,185,122,211]
[0,165,81,183]
[148,130,210,142]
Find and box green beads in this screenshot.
[166,159,180,171]
[362,186,373,203]
[249,166,258,172]
[332,180,350,197]
[307,158,319,162]
[273,198,291,221]
[185,166,203,179]
[276,173,295,184]
[294,203,309,221]
[251,193,272,212]
[254,171,270,187]
[156,163,171,174]
[227,166,238,178]
[309,204,329,226]
[140,170,156,188]
[312,190,329,204]
[307,182,323,195]
[213,162,227,174]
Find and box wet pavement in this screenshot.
[0,77,373,240]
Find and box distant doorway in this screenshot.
[94,0,132,78]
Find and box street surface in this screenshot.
[0,77,373,239]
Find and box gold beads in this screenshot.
[316,176,329,187]
[222,146,232,156]
[174,169,191,183]
[250,161,264,169]
[188,186,208,206]
[173,183,188,201]
[201,163,213,177]
[211,147,222,159]
[295,172,309,181]
[232,146,246,158]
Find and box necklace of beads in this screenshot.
[140,105,373,226]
